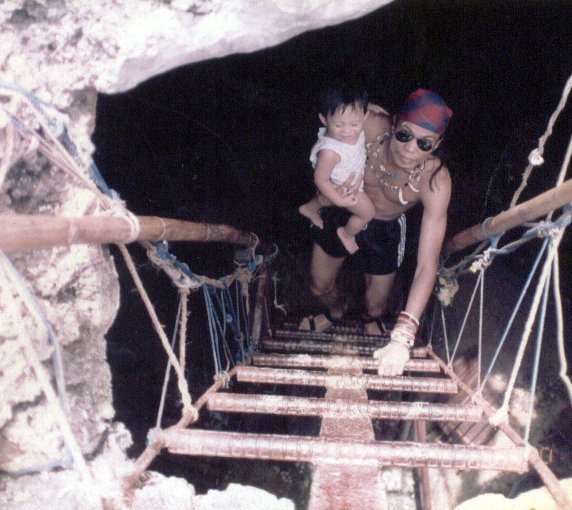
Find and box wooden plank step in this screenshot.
[207,393,484,422]
[236,367,458,394]
[159,429,528,472]
[250,353,440,373]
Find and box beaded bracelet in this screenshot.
[390,324,415,349]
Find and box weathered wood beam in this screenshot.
[0,214,258,251]
[445,179,572,255]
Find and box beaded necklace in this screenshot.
[366,132,426,205]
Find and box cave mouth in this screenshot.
[92,0,572,503]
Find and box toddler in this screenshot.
[299,83,375,254]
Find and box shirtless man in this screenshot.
[308,89,453,376]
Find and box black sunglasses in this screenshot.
[394,130,435,152]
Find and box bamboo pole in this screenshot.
[445,179,572,255]
[0,214,259,251]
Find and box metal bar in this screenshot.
[426,348,572,510]
[262,339,428,358]
[275,328,390,344]
[236,367,458,394]
[160,429,528,472]
[208,393,483,422]
[250,353,440,373]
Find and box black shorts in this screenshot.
[310,206,406,275]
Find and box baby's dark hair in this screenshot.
[317,81,368,117]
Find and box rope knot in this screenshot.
[214,371,231,388]
[436,275,459,306]
[489,407,509,427]
[184,406,199,424]
[528,148,544,166]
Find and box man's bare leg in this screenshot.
[309,243,346,319]
[363,272,395,335]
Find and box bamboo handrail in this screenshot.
[0,214,259,251]
[445,179,572,255]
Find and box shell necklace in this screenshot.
[366,133,426,205]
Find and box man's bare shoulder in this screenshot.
[364,105,391,142]
[421,158,452,209]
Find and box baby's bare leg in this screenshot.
[336,192,376,254]
[299,196,327,229]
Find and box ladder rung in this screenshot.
[251,353,440,373]
[275,328,390,344]
[208,393,483,422]
[160,429,528,472]
[236,367,458,394]
[263,339,428,358]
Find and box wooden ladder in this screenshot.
[156,326,533,509]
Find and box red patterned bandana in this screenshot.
[398,89,453,136]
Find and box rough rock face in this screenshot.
[1,0,389,161]
[0,1,390,508]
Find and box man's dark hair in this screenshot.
[317,81,368,117]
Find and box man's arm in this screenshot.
[375,165,451,376]
[404,167,451,318]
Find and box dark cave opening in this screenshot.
[93,0,572,505]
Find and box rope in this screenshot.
[155,297,183,429]
[553,251,572,404]
[498,232,563,421]
[477,269,484,392]
[0,252,92,482]
[440,305,450,364]
[179,289,189,375]
[448,269,483,367]
[117,244,193,413]
[479,239,548,391]
[524,270,550,445]
[511,73,572,207]
[272,272,287,316]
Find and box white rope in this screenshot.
[511,73,572,207]
[499,235,562,415]
[552,244,572,404]
[449,270,483,366]
[440,305,450,364]
[477,269,484,391]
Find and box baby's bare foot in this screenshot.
[299,204,323,229]
[337,227,359,254]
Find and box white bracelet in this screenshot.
[399,311,420,327]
